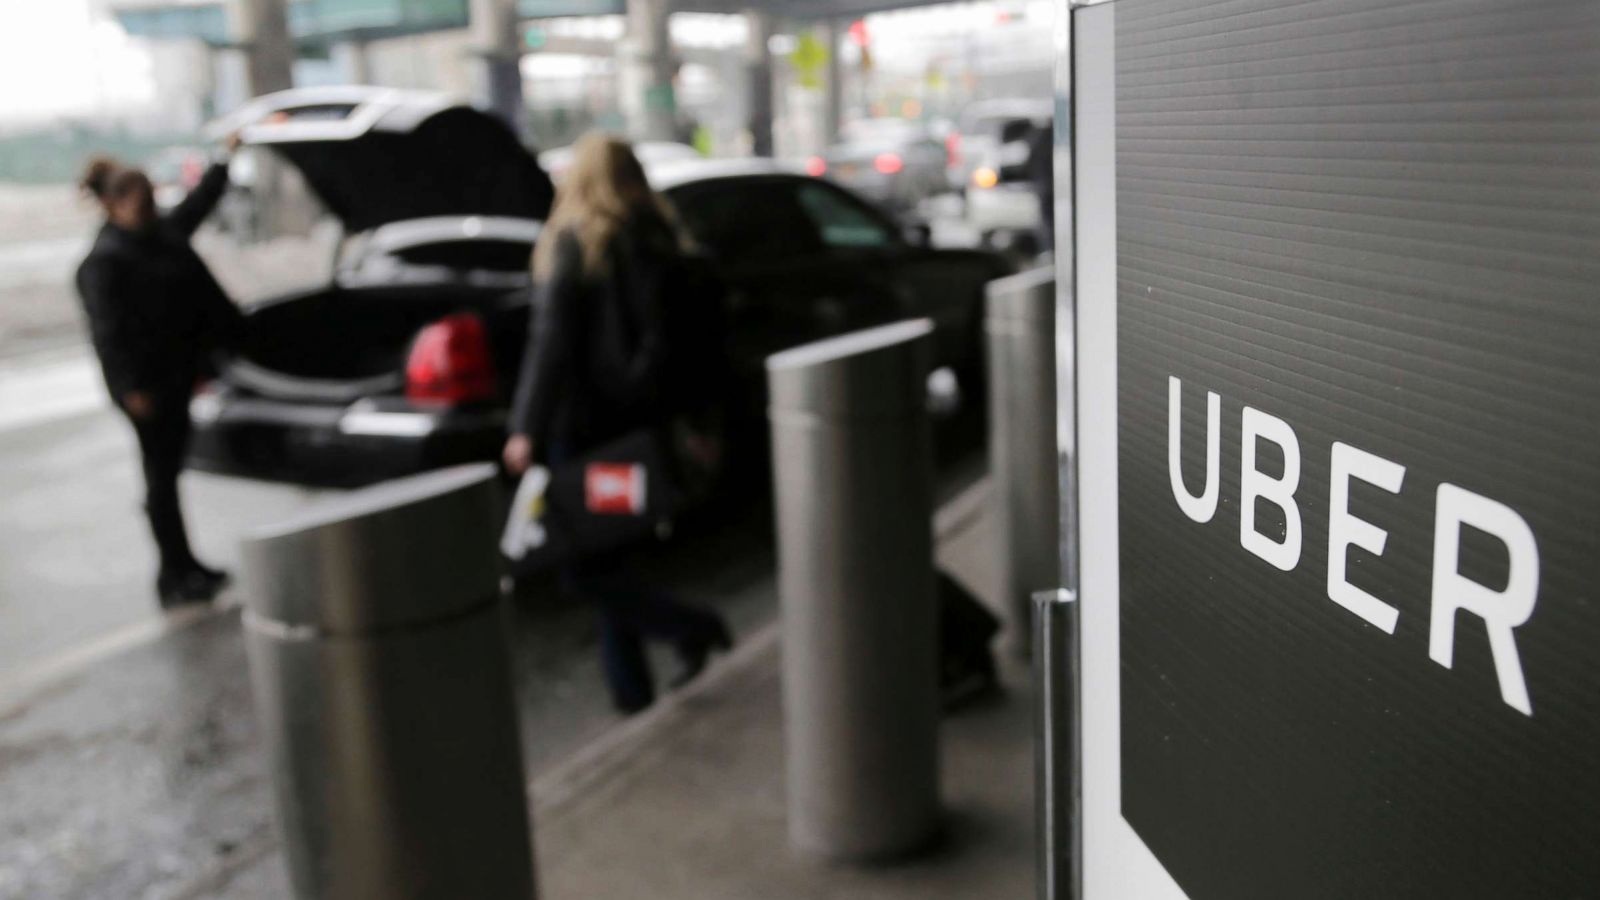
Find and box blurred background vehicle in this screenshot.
[188,88,554,485]
[965,114,1052,257]
[188,90,1009,488]
[539,140,701,182]
[808,118,949,220]
[653,157,1012,466]
[945,97,1052,198]
[333,216,541,290]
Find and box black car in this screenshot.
[190,90,1011,487]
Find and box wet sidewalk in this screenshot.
[0,475,1031,899]
[530,480,1034,899]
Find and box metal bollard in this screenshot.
[767,320,942,862]
[240,464,536,900]
[1034,588,1080,900]
[987,266,1059,657]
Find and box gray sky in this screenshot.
[0,0,155,125]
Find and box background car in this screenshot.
[652,157,1012,463]
[190,91,1010,488]
[946,97,1052,197]
[966,115,1052,256]
[189,88,553,484]
[332,216,542,290]
[808,119,950,220]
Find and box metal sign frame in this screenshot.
[1061,2,1193,896]
[1056,0,1600,890]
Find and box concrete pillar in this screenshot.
[622,0,678,141]
[823,18,843,145]
[470,0,525,134]
[744,10,775,157]
[331,39,371,85]
[228,0,294,97]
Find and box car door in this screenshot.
[669,176,913,379]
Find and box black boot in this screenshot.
[192,563,231,592]
[157,569,221,610]
[670,615,733,690]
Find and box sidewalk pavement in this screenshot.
[531,479,1036,900]
[4,474,1032,899]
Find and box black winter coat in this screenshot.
[75,162,243,404]
[508,212,729,460]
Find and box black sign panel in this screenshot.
[1111,0,1600,896]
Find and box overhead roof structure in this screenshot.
[113,0,955,47]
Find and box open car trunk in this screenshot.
[230,285,531,404]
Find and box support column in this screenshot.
[744,10,775,157]
[823,18,843,145]
[470,0,525,134]
[228,0,294,97]
[622,0,677,142]
[331,39,371,85]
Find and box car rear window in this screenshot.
[393,240,534,273]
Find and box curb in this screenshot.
[530,474,993,816]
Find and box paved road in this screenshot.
[0,385,780,898]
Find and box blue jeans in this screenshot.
[562,561,723,711]
[546,440,723,710]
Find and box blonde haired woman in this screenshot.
[505,133,731,713]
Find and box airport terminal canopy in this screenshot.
[114,0,955,48]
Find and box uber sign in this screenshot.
[1070,0,1600,898]
[1166,376,1540,715]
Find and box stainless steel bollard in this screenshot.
[767,320,942,862]
[1034,589,1080,900]
[987,266,1060,657]
[240,464,536,900]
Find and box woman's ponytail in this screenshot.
[80,156,121,200]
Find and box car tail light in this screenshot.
[874,152,904,175]
[945,133,961,168]
[805,155,828,177]
[973,166,1000,189]
[406,312,497,406]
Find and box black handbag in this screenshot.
[502,427,700,573]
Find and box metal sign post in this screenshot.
[989,267,1061,657]
[1048,1,1600,898]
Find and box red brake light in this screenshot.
[805,156,828,177]
[874,152,903,175]
[945,133,961,168]
[406,313,497,406]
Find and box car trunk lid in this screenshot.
[234,95,554,233]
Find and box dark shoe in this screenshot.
[670,617,734,690]
[614,696,654,716]
[157,570,221,610]
[193,564,231,592]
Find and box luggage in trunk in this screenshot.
[231,285,531,404]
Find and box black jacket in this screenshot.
[75,162,243,403]
[509,212,729,459]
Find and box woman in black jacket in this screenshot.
[504,133,731,714]
[75,143,244,608]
